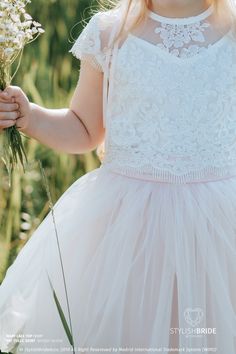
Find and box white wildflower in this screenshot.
[4,47,14,56]
[0,4,8,10]
[24,13,32,20]
[0,0,44,59]
[31,27,38,35]
[0,0,45,173]
[33,21,41,27]
[0,35,6,43]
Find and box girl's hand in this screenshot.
[0,86,30,132]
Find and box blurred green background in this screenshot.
[0,0,105,283]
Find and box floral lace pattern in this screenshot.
[69,10,236,183]
[154,21,212,58]
[102,27,236,183]
[69,12,111,72]
[69,10,121,72]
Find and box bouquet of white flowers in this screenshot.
[0,0,44,175]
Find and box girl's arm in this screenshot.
[0,60,105,154]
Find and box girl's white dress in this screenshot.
[0,3,236,353]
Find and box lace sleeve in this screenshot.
[69,12,106,72]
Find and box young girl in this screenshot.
[0,0,236,353]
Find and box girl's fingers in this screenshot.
[0,119,16,129]
[0,111,19,120]
[0,89,17,104]
[0,86,22,102]
[0,90,12,100]
[15,117,25,130]
[0,95,15,103]
[0,102,19,112]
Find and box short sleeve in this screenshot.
[69,12,106,72]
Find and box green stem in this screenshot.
[39,161,75,353]
[0,65,10,90]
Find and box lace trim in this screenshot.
[69,12,107,72]
[100,162,236,184]
[147,3,215,25]
[79,54,104,72]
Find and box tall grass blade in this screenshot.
[38,160,75,353]
[47,272,74,347]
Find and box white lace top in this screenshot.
[69,3,236,184]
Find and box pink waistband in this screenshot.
[100,163,236,184]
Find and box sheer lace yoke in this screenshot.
[69,2,234,72]
[115,2,234,62]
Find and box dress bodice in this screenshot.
[69,3,236,184]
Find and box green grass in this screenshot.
[0,0,102,282]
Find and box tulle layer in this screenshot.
[0,165,236,354]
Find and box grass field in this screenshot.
[0,0,102,283]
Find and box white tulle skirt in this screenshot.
[0,164,236,354]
